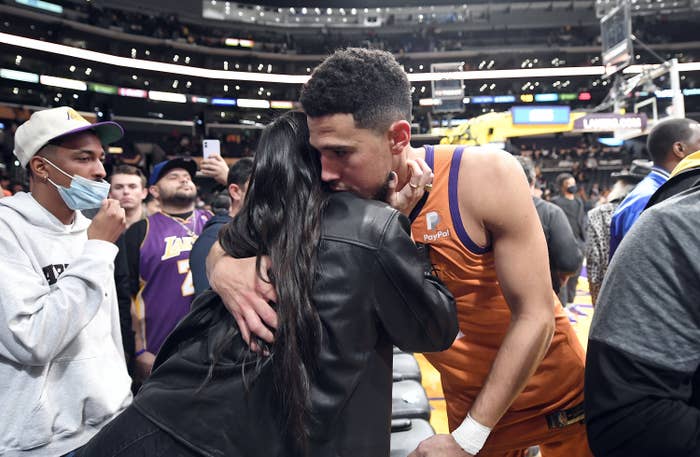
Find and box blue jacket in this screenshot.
[189,213,232,296]
[609,167,669,258]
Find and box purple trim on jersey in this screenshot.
[425,144,435,170]
[448,147,492,254]
[408,145,435,223]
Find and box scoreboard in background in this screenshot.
[431,62,465,114]
[600,2,634,77]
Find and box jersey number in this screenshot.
[177,259,195,297]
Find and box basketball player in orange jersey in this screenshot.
[207,48,591,457]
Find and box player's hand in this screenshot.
[200,154,229,185]
[87,199,126,243]
[134,351,156,383]
[408,434,473,457]
[209,255,278,346]
[387,158,433,215]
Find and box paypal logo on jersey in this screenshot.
[423,211,450,242]
[426,211,440,230]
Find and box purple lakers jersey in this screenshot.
[135,209,211,354]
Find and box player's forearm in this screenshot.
[469,310,554,428]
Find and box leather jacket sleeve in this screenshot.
[373,212,458,353]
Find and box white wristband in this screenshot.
[451,412,492,455]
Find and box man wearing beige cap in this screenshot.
[0,107,132,456]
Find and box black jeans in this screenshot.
[75,406,201,457]
[559,262,583,305]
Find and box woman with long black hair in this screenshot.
[76,111,457,457]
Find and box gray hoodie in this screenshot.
[0,192,131,456]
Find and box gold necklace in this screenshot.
[162,211,199,240]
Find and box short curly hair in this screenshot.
[300,48,412,133]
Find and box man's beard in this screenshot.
[160,190,196,208]
[371,172,394,203]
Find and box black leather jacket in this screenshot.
[133,192,458,457]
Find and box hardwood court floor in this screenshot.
[418,274,594,434]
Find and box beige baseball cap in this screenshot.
[13,106,123,167]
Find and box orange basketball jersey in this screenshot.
[410,145,586,451]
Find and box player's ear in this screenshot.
[388,120,411,156]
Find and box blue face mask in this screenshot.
[43,158,111,210]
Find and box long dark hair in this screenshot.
[217,111,326,455]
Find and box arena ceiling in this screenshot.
[228,0,530,5]
[72,0,574,17]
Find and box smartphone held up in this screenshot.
[202,139,221,159]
